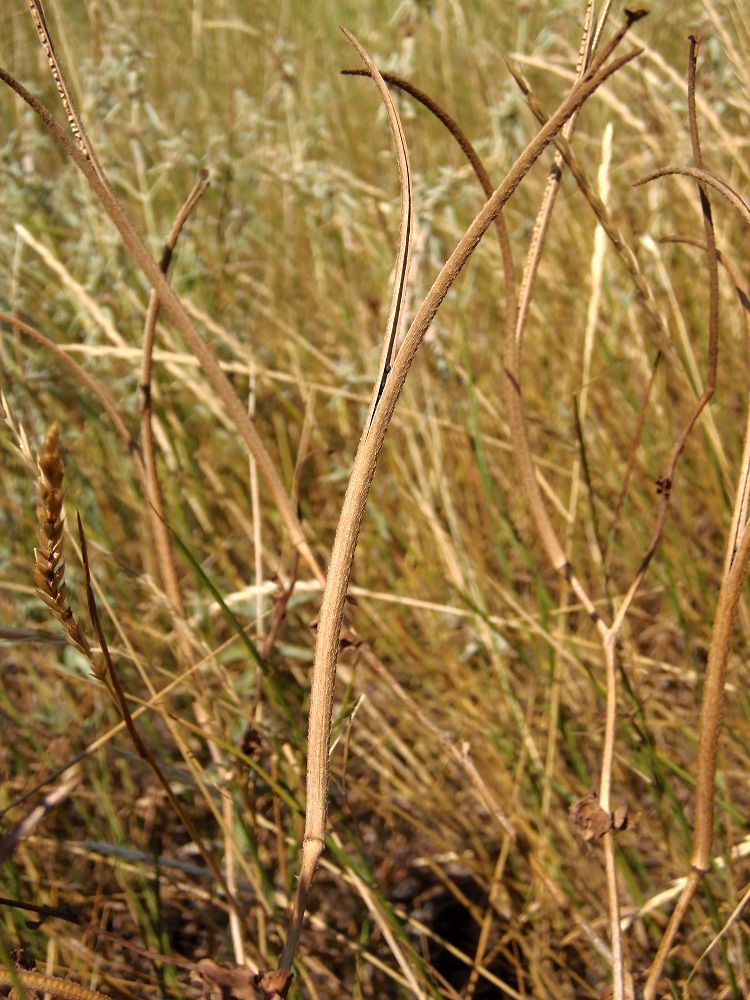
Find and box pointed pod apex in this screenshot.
[624,7,649,23]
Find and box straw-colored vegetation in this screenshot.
[2,1,750,998]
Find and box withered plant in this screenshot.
[2,2,750,999]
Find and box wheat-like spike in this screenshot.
[0,968,111,1000]
[33,423,91,657]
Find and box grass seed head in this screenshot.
[33,423,90,656]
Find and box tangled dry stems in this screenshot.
[2,2,750,998]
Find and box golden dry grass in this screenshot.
[2,2,750,998]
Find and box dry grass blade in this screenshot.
[1,386,36,472]
[1,311,138,455]
[687,880,750,983]
[33,423,92,658]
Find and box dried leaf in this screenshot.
[191,959,255,1000]
[613,805,629,831]
[253,969,293,999]
[570,791,612,841]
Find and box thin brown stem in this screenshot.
[642,38,735,998]
[26,0,105,181]
[502,12,645,999]
[506,60,673,353]
[0,311,139,458]
[341,66,517,314]
[338,32,413,436]
[642,504,750,996]
[605,351,662,559]
[512,1,600,349]
[614,39,721,634]
[139,170,210,628]
[636,165,750,226]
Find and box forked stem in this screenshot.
[280,28,643,975]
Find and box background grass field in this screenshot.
[2,1,750,997]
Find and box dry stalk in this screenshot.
[136,170,211,635]
[641,511,750,997]
[353,34,413,433]
[640,37,750,999]
[501,11,649,1000]
[0,312,138,456]
[140,172,211,620]
[512,0,598,343]
[505,60,673,355]
[544,121,612,824]
[278,23,643,976]
[26,0,105,181]
[280,26,413,971]
[637,165,750,225]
